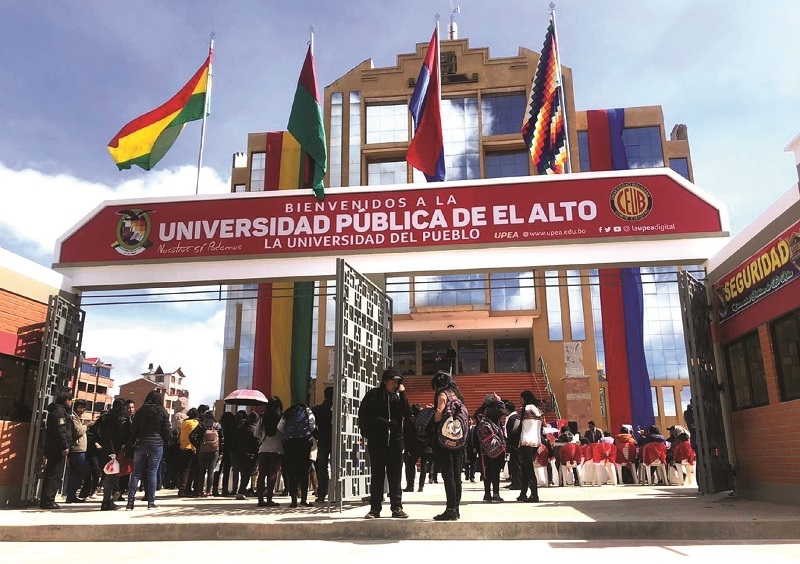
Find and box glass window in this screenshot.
[458,340,488,375]
[494,339,531,373]
[641,266,687,381]
[78,381,87,392]
[310,281,320,381]
[349,92,362,186]
[386,277,410,314]
[442,97,480,181]
[545,270,563,341]
[325,280,336,347]
[490,271,535,311]
[485,151,529,179]
[234,184,246,193]
[422,341,451,375]
[481,93,527,136]
[329,92,343,188]
[366,103,408,144]
[588,269,605,379]
[393,341,417,376]
[662,386,676,416]
[771,310,800,401]
[414,274,485,307]
[250,151,265,192]
[725,331,769,410]
[567,270,586,340]
[651,386,659,416]
[669,157,690,180]
[367,160,407,185]
[577,131,590,172]
[87,384,95,393]
[679,386,692,415]
[622,126,664,168]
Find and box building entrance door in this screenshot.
[330,259,393,509]
[678,270,734,494]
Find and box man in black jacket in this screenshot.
[40,392,73,509]
[358,367,411,519]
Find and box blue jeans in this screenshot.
[128,443,163,505]
[66,452,89,500]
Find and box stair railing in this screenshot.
[538,355,561,420]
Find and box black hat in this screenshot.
[382,367,403,383]
[55,392,72,405]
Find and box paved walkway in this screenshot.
[2,482,799,541]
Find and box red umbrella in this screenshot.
[223,388,268,406]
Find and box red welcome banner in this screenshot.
[56,172,724,265]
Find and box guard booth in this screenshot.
[29,168,735,504]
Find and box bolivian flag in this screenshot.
[107,53,212,171]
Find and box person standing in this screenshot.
[585,421,603,443]
[279,403,316,508]
[233,412,260,500]
[65,400,90,503]
[430,370,468,521]
[515,390,543,503]
[190,410,223,497]
[95,399,130,511]
[311,387,333,503]
[177,407,199,497]
[255,397,284,507]
[40,392,73,510]
[125,390,170,510]
[358,367,411,519]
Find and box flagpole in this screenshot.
[195,33,214,195]
[435,14,441,104]
[549,4,572,173]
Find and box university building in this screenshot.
[222,33,696,433]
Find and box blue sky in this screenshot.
[2,1,799,406]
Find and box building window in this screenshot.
[669,157,690,180]
[481,93,527,136]
[679,386,692,415]
[349,92,362,186]
[234,184,246,193]
[641,266,688,380]
[651,386,659,416]
[325,280,337,347]
[545,270,563,341]
[96,385,107,395]
[367,160,407,185]
[458,340,488,374]
[566,270,586,340]
[87,384,95,393]
[386,277,410,314]
[366,103,408,144]
[78,381,87,392]
[588,269,605,380]
[329,92,343,188]
[662,386,677,416]
[250,151,266,192]
[393,341,417,376]
[622,126,664,168]
[422,341,451,375]
[725,331,769,410]
[310,281,320,381]
[771,309,800,401]
[485,151,529,179]
[414,274,485,307]
[577,131,590,172]
[490,271,535,311]
[442,97,480,181]
[494,338,531,373]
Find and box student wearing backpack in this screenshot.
[278,402,316,508]
[189,411,223,497]
[430,370,468,521]
[476,395,507,502]
[358,367,411,519]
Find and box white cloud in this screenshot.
[0,163,231,409]
[0,163,229,259]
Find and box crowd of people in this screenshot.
[38,368,695,519]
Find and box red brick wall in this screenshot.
[0,289,47,359]
[0,421,30,487]
[730,323,800,485]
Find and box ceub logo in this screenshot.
[112,209,154,256]
[610,182,653,221]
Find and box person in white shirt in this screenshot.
[516,390,543,503]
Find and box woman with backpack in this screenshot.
[255,397,283,507]
[190,411,223,497]
[278,402,316,508]
[474,393,507,503]
[430,370,468,521]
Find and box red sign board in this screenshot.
[56,172,724,265]
[713,220,800,323]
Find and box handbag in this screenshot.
[103,455,120,475]
[108,439,134,477]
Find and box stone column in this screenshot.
[561,342,592,424]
